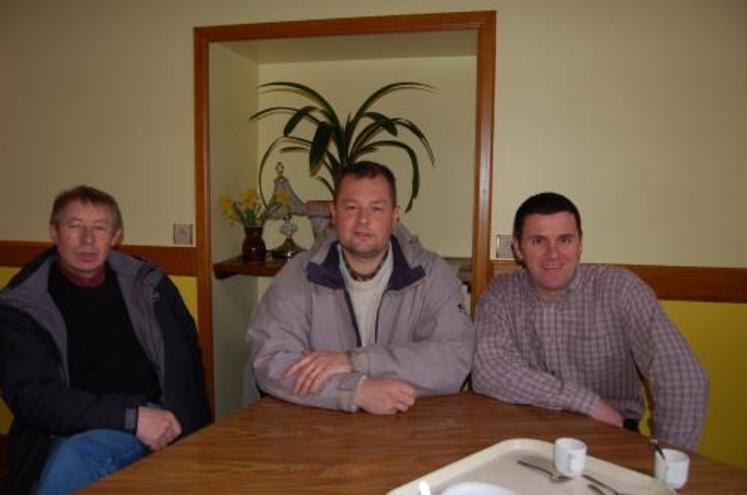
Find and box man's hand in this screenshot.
[136,406,182,451]
[284,351,353,395]
[353,378,417,415]
[590,399,624,427]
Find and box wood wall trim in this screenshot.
[470,11,496,310]
[194,26,215,410]
[196,10,499,42]
[0,240,196,276]
[489,260,747,303]
[194,10,498,417]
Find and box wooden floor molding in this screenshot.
[490,260,747,303]
[0,240,195,276]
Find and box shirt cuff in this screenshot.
[562,383,600,416]
[125,406,139,433]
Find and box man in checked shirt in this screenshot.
[472,192,708,450]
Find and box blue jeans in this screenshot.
[36,429,149,494]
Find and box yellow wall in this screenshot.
[663,301,747,469]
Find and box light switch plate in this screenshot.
[496,234,513,259]
[173,223,193,245]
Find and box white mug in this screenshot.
[654,448,689,489]
[554,437,587,477]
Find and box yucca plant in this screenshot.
[250,81,435,212]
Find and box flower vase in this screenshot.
[242,227,266,262]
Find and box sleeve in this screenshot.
[0,306,144,435]
[154,277,212,432]
[619,274,708,450]
[246,261,365,412]
[471,278,600,415]
[349,257,475,395]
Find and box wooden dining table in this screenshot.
[84,392,746,494]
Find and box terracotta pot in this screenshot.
[242,226,266,262]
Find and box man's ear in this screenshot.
[49,224,59,244]
[393,205,400,224]
[329,202,337,225]
[512,238,524,265]
[110,229,123,247]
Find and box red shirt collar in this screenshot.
[56,262,107,288]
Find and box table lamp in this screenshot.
[264,162,307,259]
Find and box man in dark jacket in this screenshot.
[0,185,211,494]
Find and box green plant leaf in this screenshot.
[309,123,334,176]
[349,120,387,159]
[347,82,433,139]
[279,145,312,154]
[283,106,322,136]
[231,202,247,226]
[260,82,341,128]
[249,106,300,121]
[364,112,398,136]
[390,118,436,164]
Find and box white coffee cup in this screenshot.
[654,448,689,489]
[554,437,587,477]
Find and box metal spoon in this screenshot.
[582,473,632,495]
[651,438,667,460]
[516,460,572,483]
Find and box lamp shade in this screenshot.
[265,162,306,219]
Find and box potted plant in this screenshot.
[219,189,289,261]
[250,81,435,214]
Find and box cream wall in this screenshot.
[492,1,747,266]
[209,44,260,418]
[2,0,745,267]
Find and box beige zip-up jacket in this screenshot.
[247,224,474,411]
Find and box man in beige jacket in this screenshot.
[247,162,474,414]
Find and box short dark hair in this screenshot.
[513,192,582,240]
[333,162,397,207]
[50,185,124,232]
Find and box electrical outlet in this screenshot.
[173,223,193,245]
[496,233,513,259]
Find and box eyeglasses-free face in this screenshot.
[331,175,399,274]
[49,200,122,280]
[513,211,583,301]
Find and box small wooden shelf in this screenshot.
[212,255,472,285]
[212,256,289,279]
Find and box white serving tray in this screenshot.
[388,438,674,495]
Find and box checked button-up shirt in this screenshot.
[472,264,708,450]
